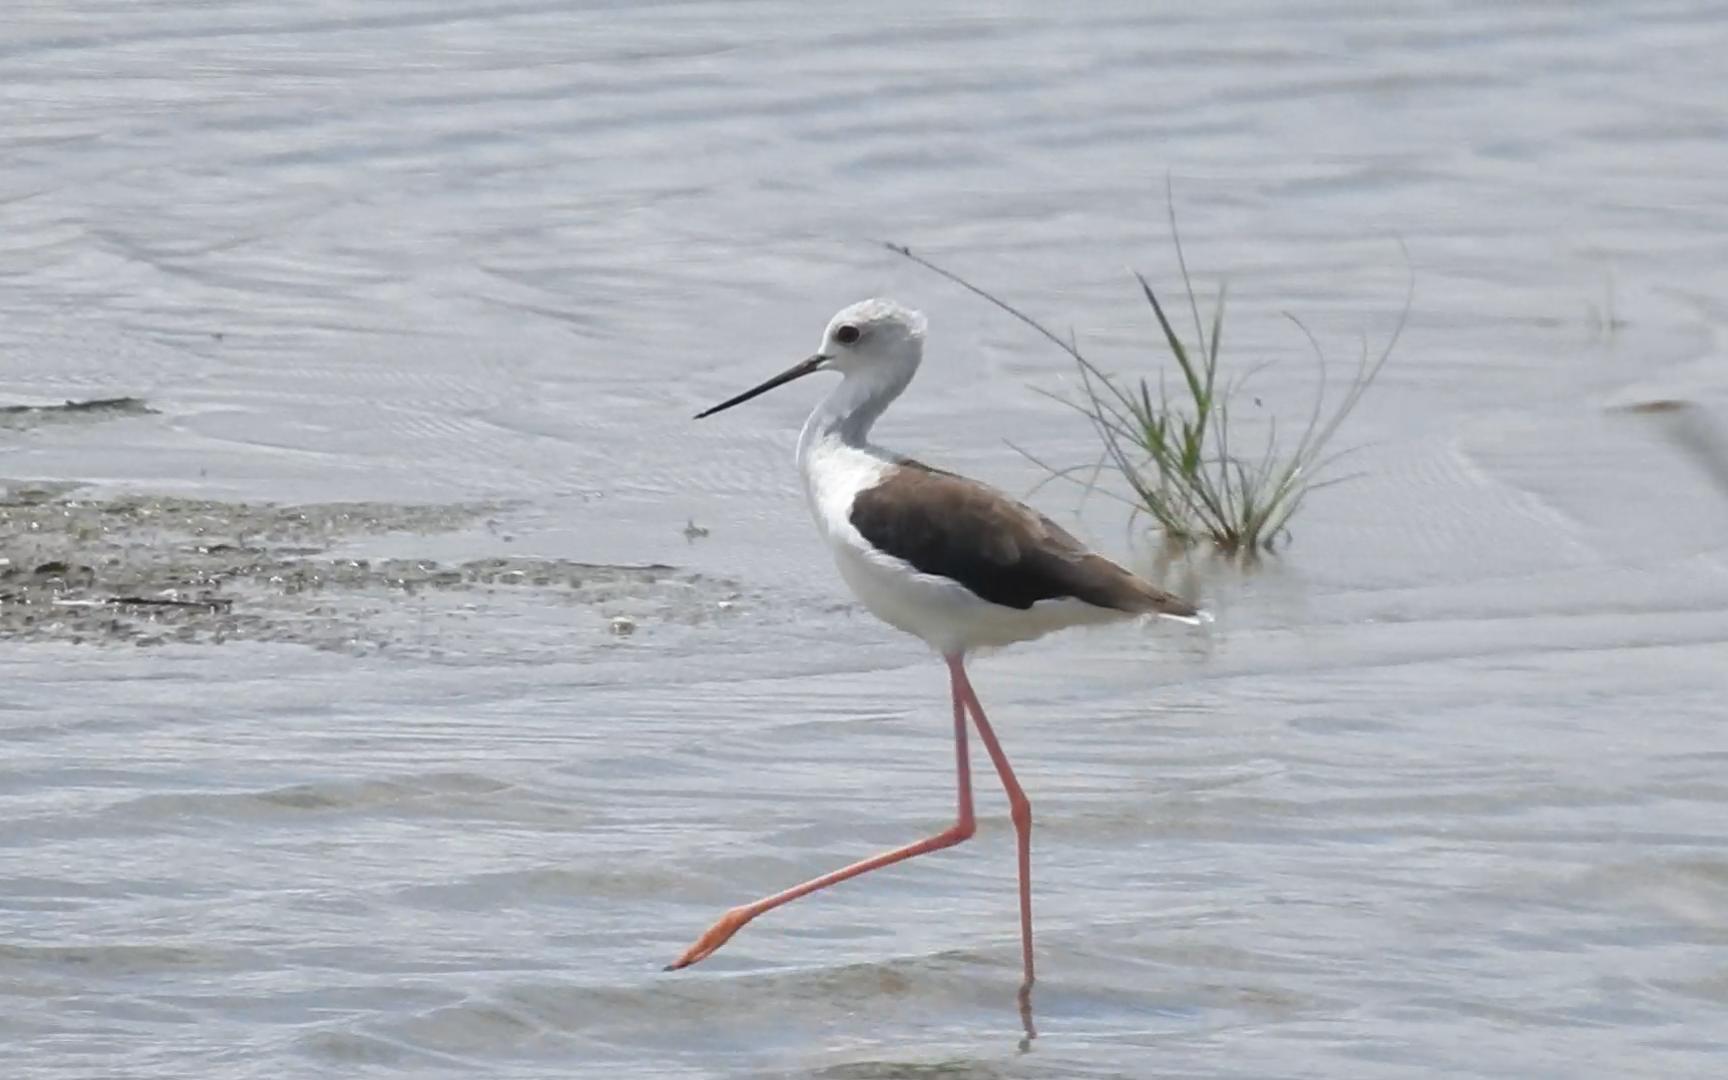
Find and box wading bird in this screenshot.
[674,298,1202,1014]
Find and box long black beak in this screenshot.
[694,354,827,419]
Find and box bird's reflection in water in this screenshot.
[1018,982,1037,1049]
[1611,399,1728,502]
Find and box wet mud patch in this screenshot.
[0,483,737,652]
[0,396,158,432]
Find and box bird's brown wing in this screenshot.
[849,459,1197,616]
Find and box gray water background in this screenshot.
[3,2,1728,1077]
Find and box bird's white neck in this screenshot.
[796,360,916,466]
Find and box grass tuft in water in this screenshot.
[886,222,1410,556]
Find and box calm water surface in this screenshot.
[3,2,1727,1077]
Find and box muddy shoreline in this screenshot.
[0,482,730,651]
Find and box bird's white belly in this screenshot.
[830,535,1122,655]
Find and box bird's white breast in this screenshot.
[798,438,893,555]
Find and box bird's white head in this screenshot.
[818,298,926,377]
[694,298,926,424]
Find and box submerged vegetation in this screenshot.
[887,221,1410,555]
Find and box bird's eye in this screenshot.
[834,324,860,345]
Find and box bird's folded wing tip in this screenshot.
[1158,606,1213,627]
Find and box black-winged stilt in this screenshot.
[674,298,1203,1009]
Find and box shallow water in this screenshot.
[4,2,1728,1077]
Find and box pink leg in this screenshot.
[667,666,976,971]
[946,654,1035,1002]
